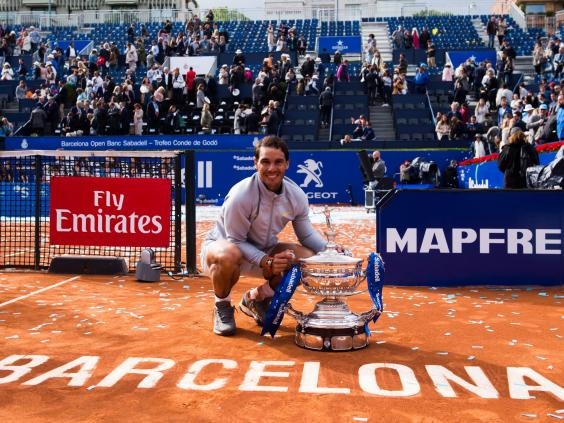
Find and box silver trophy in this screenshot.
[286,207,381,351]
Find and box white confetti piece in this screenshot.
[436,352,448,355]
[86,385,96,391]
[521,413,537,418]
[467,356,476,360]
[5,335,19,339]
[353,418,368,422]
[444,332,451,336]
[536,356,548,361]
[411,347,419,351]
[547,414,564,420]
[472,345,483,349]
[376,340,386,344]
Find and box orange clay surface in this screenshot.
[0,206,562,422]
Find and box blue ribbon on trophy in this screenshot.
[261,265,302,337]
[364,252,385,334]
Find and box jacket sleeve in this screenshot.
[497,146,510,171]
[222,192,266,266]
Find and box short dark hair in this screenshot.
[254,136,289,161]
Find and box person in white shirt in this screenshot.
[441,63,454,82]
[496,83,513,106]
[472,134,488,158]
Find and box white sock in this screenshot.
[215,294,231,304]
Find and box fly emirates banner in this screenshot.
[50,177,171,247]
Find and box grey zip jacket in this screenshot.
[205,172,327,266]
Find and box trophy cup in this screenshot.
[285,207,381,351]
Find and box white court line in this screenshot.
[0,276,80,308]
[5,248,34,258]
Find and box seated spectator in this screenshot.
[465,115,484,139]
[361,121,375,141]
[449,116,465,139]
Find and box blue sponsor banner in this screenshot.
[194,150,467,204]
[448,49,497,68]
[5,135,258,151]
[318,36,362,54]
[377,190,564,286]
[457,151,558,189]
[0,182,50,217]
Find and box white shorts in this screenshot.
[199,239,269,279]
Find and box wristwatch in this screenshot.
[264,257,274,269]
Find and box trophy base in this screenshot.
[294,324,369,351]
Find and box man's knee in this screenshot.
[207,242,242,268]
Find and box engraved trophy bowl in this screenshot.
[285,207,380,351]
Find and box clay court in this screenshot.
[0,206,562,422]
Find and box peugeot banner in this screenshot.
[377,189,563,286]
[193,150,466,205]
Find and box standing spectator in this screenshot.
[127,24,136,44]
[557,93,564,140]
[498,128,539,188]
[435,114,450,140]
[414,63,429,94]
[419,27,430,50]
[200,102,213,133]
[496,17,507,47]
[471,134,488,158]
[15,80,27,100]
[297,35,307,57]
[30,104,48,135]
[171,67,185,105]
[553,46,564,79]
[486,16,497,49]
[365,33,376,64]
[426,40,436,68]
[382,69,392,106]
[474,97,490,124]
[441,63,454,82]
[336,59,350,82]
[532,41,546,79]
[125,43,138,72]
[371,150,386,180]
[133,103,144,135]
[29,26,41,52]
[392,26,404,49]
[398,53,408,74]
[267,25,276,53]
[412,28,420,49]
[319,86,333,127]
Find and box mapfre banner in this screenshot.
[50,177,171,247]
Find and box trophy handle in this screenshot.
[285,302,306,325]
[356,308,380,326]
